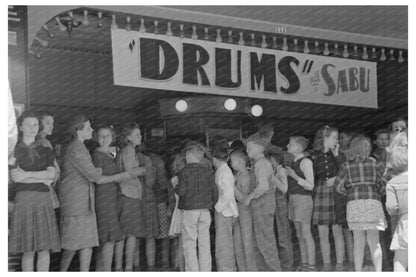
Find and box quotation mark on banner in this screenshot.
[302,59,314,75]
[128,40,136,52]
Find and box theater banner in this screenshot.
[112,29,378,108]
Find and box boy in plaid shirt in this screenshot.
[175,141,218,271]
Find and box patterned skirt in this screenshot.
[142,201,160,238]
[9,191,61,253]
[346,199,387,231]
[312,180,346,226]
[156,202,171,239]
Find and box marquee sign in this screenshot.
[112,29,378,108]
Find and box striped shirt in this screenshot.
[334,157,387,202]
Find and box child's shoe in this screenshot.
[305,264,317,271]
[296,263,308,271]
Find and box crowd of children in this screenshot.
[8,112,408,272]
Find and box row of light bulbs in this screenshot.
[37,9,406,63]
[175,99,263,117]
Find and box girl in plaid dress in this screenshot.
[334,136,387,271]
[309,126,346,271]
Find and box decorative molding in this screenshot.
[27,6,407,51]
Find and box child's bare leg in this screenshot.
[366,230,382,272]
[114,239,124,271]
[125,236,136,271]
[294,222,307,265]
[79,247,92,271]
[133,238,141,270]
[302,222,316,266]
[353,230,366,271]
[318,225,331,266]
[99,242,115,271]
[60,249,75,271]
[393,249,407,272]
[21,252,35,271]
[146,238,156,269]
[332,224,345,266]
[343,228,354,265]
[37,250,50,271]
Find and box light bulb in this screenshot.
[82,10,89,26]
[334,43,341,56]
[314,41,321,54]
[68,21,75,37]
[293,38,299,52]
[282,37,288,51]
[352,45,358,58]
[250,33,256,46]
[261,35,267,48]
[126,16,131,31]
[97,12,103,28]
[343,44,349,58]
[362,46,368,60]
[398,50,404,63]
[216,29,222,43]
[389,49,395,61]
[55,17,66,32]
[68,11,79,27]
[271,36,278,49]
[139,18,146,33]
[191,25,198,39]
[179,24,184,39]
[42,24,54,38]
[251,105,263,117]
[228,30,233,43]
[380,48,386,61]
[175,100,188,112]
[303,40,310,54]
[371,47,377,60]
[166,22,173,36]
[238,32,244,45]
[204,27,210,40]
[224,98,237,111]
[323,42,330,56]
[111,14,118,30]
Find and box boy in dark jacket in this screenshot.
[174,141,218,271]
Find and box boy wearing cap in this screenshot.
[212,146,239,271]
[265,144,294,271]
[244,134,282,271]
[175,141,218,271]
[285,136,316,271]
